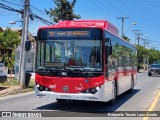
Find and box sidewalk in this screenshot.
[0,73,35,97]
[0,86,22,97]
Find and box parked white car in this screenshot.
[0,61,7,83]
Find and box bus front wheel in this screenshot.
[56,99,66,104]
[108,81,117,105]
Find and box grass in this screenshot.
[0,78,19,86]
[0,78,35,87]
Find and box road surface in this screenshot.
[0,71,160,120]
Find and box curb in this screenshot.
[0,86,23,97]
[0,91,34,101]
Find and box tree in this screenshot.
[137,45,148,62]
[122,35,130,42]
[136,45,148,70]
[0,28,21,77]
[45,0,81,23]
[136,44,160,70]
[148,48,160,64]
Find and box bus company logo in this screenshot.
[75,84,83,91]
[49,84,56,89]
[63,86,69,92]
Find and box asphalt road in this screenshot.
[0,71,160,120]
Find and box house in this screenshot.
[0,27,36,74]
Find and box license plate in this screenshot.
[60,95,72,99]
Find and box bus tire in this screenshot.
[56,99,66,104]
[108,81,117,105]
[128,77,134,93]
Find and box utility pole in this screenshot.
[132,30,141,46]
[117,17,129,37]
[19,0,30,88]
[137,33,143,45]
[131,30,142,72]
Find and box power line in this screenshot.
[30,5,47,15]
[0,2,52,25]
[89,0,116,17]
[98,0,117,16]
[30,4,52,23]
[0,2,22,13]
[0,13,18,16]
[30,12,53,25]
[0,0,22,7]
[108,0,124,16]
[114,0,160,7]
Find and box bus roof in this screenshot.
[39,20,119,36]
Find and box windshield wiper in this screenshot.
[65,66,85,71]
[83,67,102,72]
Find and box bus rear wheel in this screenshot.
[128,77,134,93]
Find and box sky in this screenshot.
[0,0,160,50]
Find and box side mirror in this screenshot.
[105,38,111,44]
[25,41,31,51]
[105,38,112,55]
[106,45,112,55]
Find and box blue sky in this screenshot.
[0,0,160,50]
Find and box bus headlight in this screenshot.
[36,84,51,91]
[96,87,100,90]
[36,84,40,87]
[81,86,101,94]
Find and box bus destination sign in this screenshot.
[48,31,90,37]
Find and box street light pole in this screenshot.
[19,0,30,88]
[9,21,23,26]
[125,22,136,34]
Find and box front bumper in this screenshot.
[35,85,105,102]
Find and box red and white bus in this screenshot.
[35,20,137,104]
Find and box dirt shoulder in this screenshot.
[0,85,34,97]
[0,78,35,97]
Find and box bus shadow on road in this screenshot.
[35,89,140,116]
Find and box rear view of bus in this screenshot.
[35,20,137,103]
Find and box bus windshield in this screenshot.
[36,28,102,72]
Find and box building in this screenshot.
[0,27,36,74]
